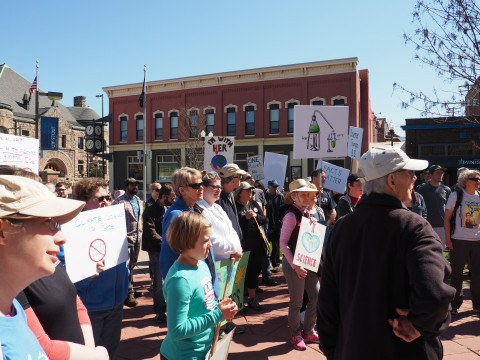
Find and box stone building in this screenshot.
[0,63,107,184]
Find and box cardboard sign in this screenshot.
[215,252,249,313]
[210,328,234,360]
[204,136,235,172]
[262,152,288,191]
[323,161,350,194]
[247,155,264,181]
[293,105,348,159]
[62,204,129,283]
[293,217,326,272]
[347,126,363,160]
[0,133,39,173]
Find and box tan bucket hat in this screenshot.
[284,179,317,205]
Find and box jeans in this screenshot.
[261,247,272,279]
[89,305,124,359]
[282,257,319,335]
[127,241,141,297]
[148,250,166,315]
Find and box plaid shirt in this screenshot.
[113,193,143,245]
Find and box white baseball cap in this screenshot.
[358,147,428,183]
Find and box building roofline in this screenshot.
[102,57,359,98]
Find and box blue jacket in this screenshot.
[75,263,129,312]
[160,197,220,298]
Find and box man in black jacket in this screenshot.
[142,184,175,323]
[266,179,284,272]
[317,147,455,360]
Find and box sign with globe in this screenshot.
[204,136,235,172]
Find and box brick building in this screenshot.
[0,63,107,184]
[103,58,376,195]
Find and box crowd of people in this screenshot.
[0,145,478,359]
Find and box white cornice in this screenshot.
[103,58,359,98]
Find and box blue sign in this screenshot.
[41,117,58,150]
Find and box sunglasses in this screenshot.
[188,182,203,190]
[48,217,60,232]
[152,188,161,192]
[206,184,222,190]
[244,176,253,181]
[468,178,480,182]
[94,195,112,202]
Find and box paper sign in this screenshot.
[293,217,326,272]
[210,327,234,360]
[323,161,350,194]
[262,152,288,191]
[347,126,363,160]
[62,204,129,283]
[247,155,264,181]
[0,133,39,173]
[204,136,235,172]
[293,105,348,159]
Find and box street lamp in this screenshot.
[95,94,104,118]
[388,122,395,147]
[96,94,105,178]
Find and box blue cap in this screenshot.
[268,179,279,187]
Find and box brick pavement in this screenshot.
[117,251,480,360]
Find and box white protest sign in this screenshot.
[0,133,39,173]
[62,204,129,283]
[293,217,326,272]
[204,136,235,172]
[323,161,350,194]
[293,105,348,159]
[247,155,264,181]
[210,326,234,360]
[347,126,363,160]
[262,152,288,191]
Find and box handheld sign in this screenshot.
[293,217,326,272]
[62,204,129,283]
[247,155,264,181]
[347,126,363,160]
[204,136,235,172]
[322,161,350,194]
[0,133,39,173]
[262,152,288,191]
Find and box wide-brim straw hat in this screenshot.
[284,179,317,205]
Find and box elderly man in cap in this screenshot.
[112,177,143,307]
[317,147,455,360]
[266,179,284,274]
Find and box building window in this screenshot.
[61,135,66,148]
[269,104,280,134]
[234,152,254,172]
[120,116,128,142]
[156,155,179,182]
[136,114,144,141]
[287,103,296,133]
[170,112,178,140]
[78,160,84,175]
[189,110,198,138]
[333,99,345,106]
[127,155,144,190]
[206,110,214,135]
[448,143,473,156]
[245,106,255,135]
[312,100,324,105]
[155,113,163,140]
[227,108,236,136]
[0,126,7,134]
[21,130,29,137]
[419,144,445,157]
[78,137,84,149]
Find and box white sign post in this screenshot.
[293,105,348,159]
[0,133,39,173]
[247,155,264,181]
[293,217,326,272]
[62,204,129,283]
[262,152,288,191]
[204,136,235,172]
[347,126,363,160]
[322,161,350,194]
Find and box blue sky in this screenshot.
[1,0,460,136]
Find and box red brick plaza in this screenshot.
[117,251,480,360]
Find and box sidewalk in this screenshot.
[117,251,480,360]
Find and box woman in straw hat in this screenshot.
[0,175,87,359]
[279,179,320,351]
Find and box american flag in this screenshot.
[28,76,37,102]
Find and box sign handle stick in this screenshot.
[211,257,236,355]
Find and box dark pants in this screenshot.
[246,248,263,289]
[89,305,124,359]
[261,247,272,279]
[450,239,480,310]
[148,250,166,315]
[127,241,141,297]
[269,230,281,267]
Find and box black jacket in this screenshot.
[141,200,165,253]
[236,199,267,252]
[317,193,455,360]
[265,190,284,232]
[217,190,242,239]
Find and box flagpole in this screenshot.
[143,65,147,204]
[35,61,39,139]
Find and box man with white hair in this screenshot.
[317,147,455,359]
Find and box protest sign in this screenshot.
[215,251,249,313]
[62,204,129,283]
[247,155,264,181]
[262,152,288,191]
[210,328,234,360]
[204,136,235,172]
[347,126,363,160]
[0,133,39,173]
[293,217,326,272]
[293,105,348,159]
[322,161,350,194]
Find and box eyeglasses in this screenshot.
[468,178,480,182]
[48,217,60,232]
[394,169,416,177]
[94,195,112,202]
[206,185,222,190]
[152,188,161,192]
[244,176,253,181]
[188,182,203,190]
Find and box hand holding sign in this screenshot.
[293,217,326,272]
